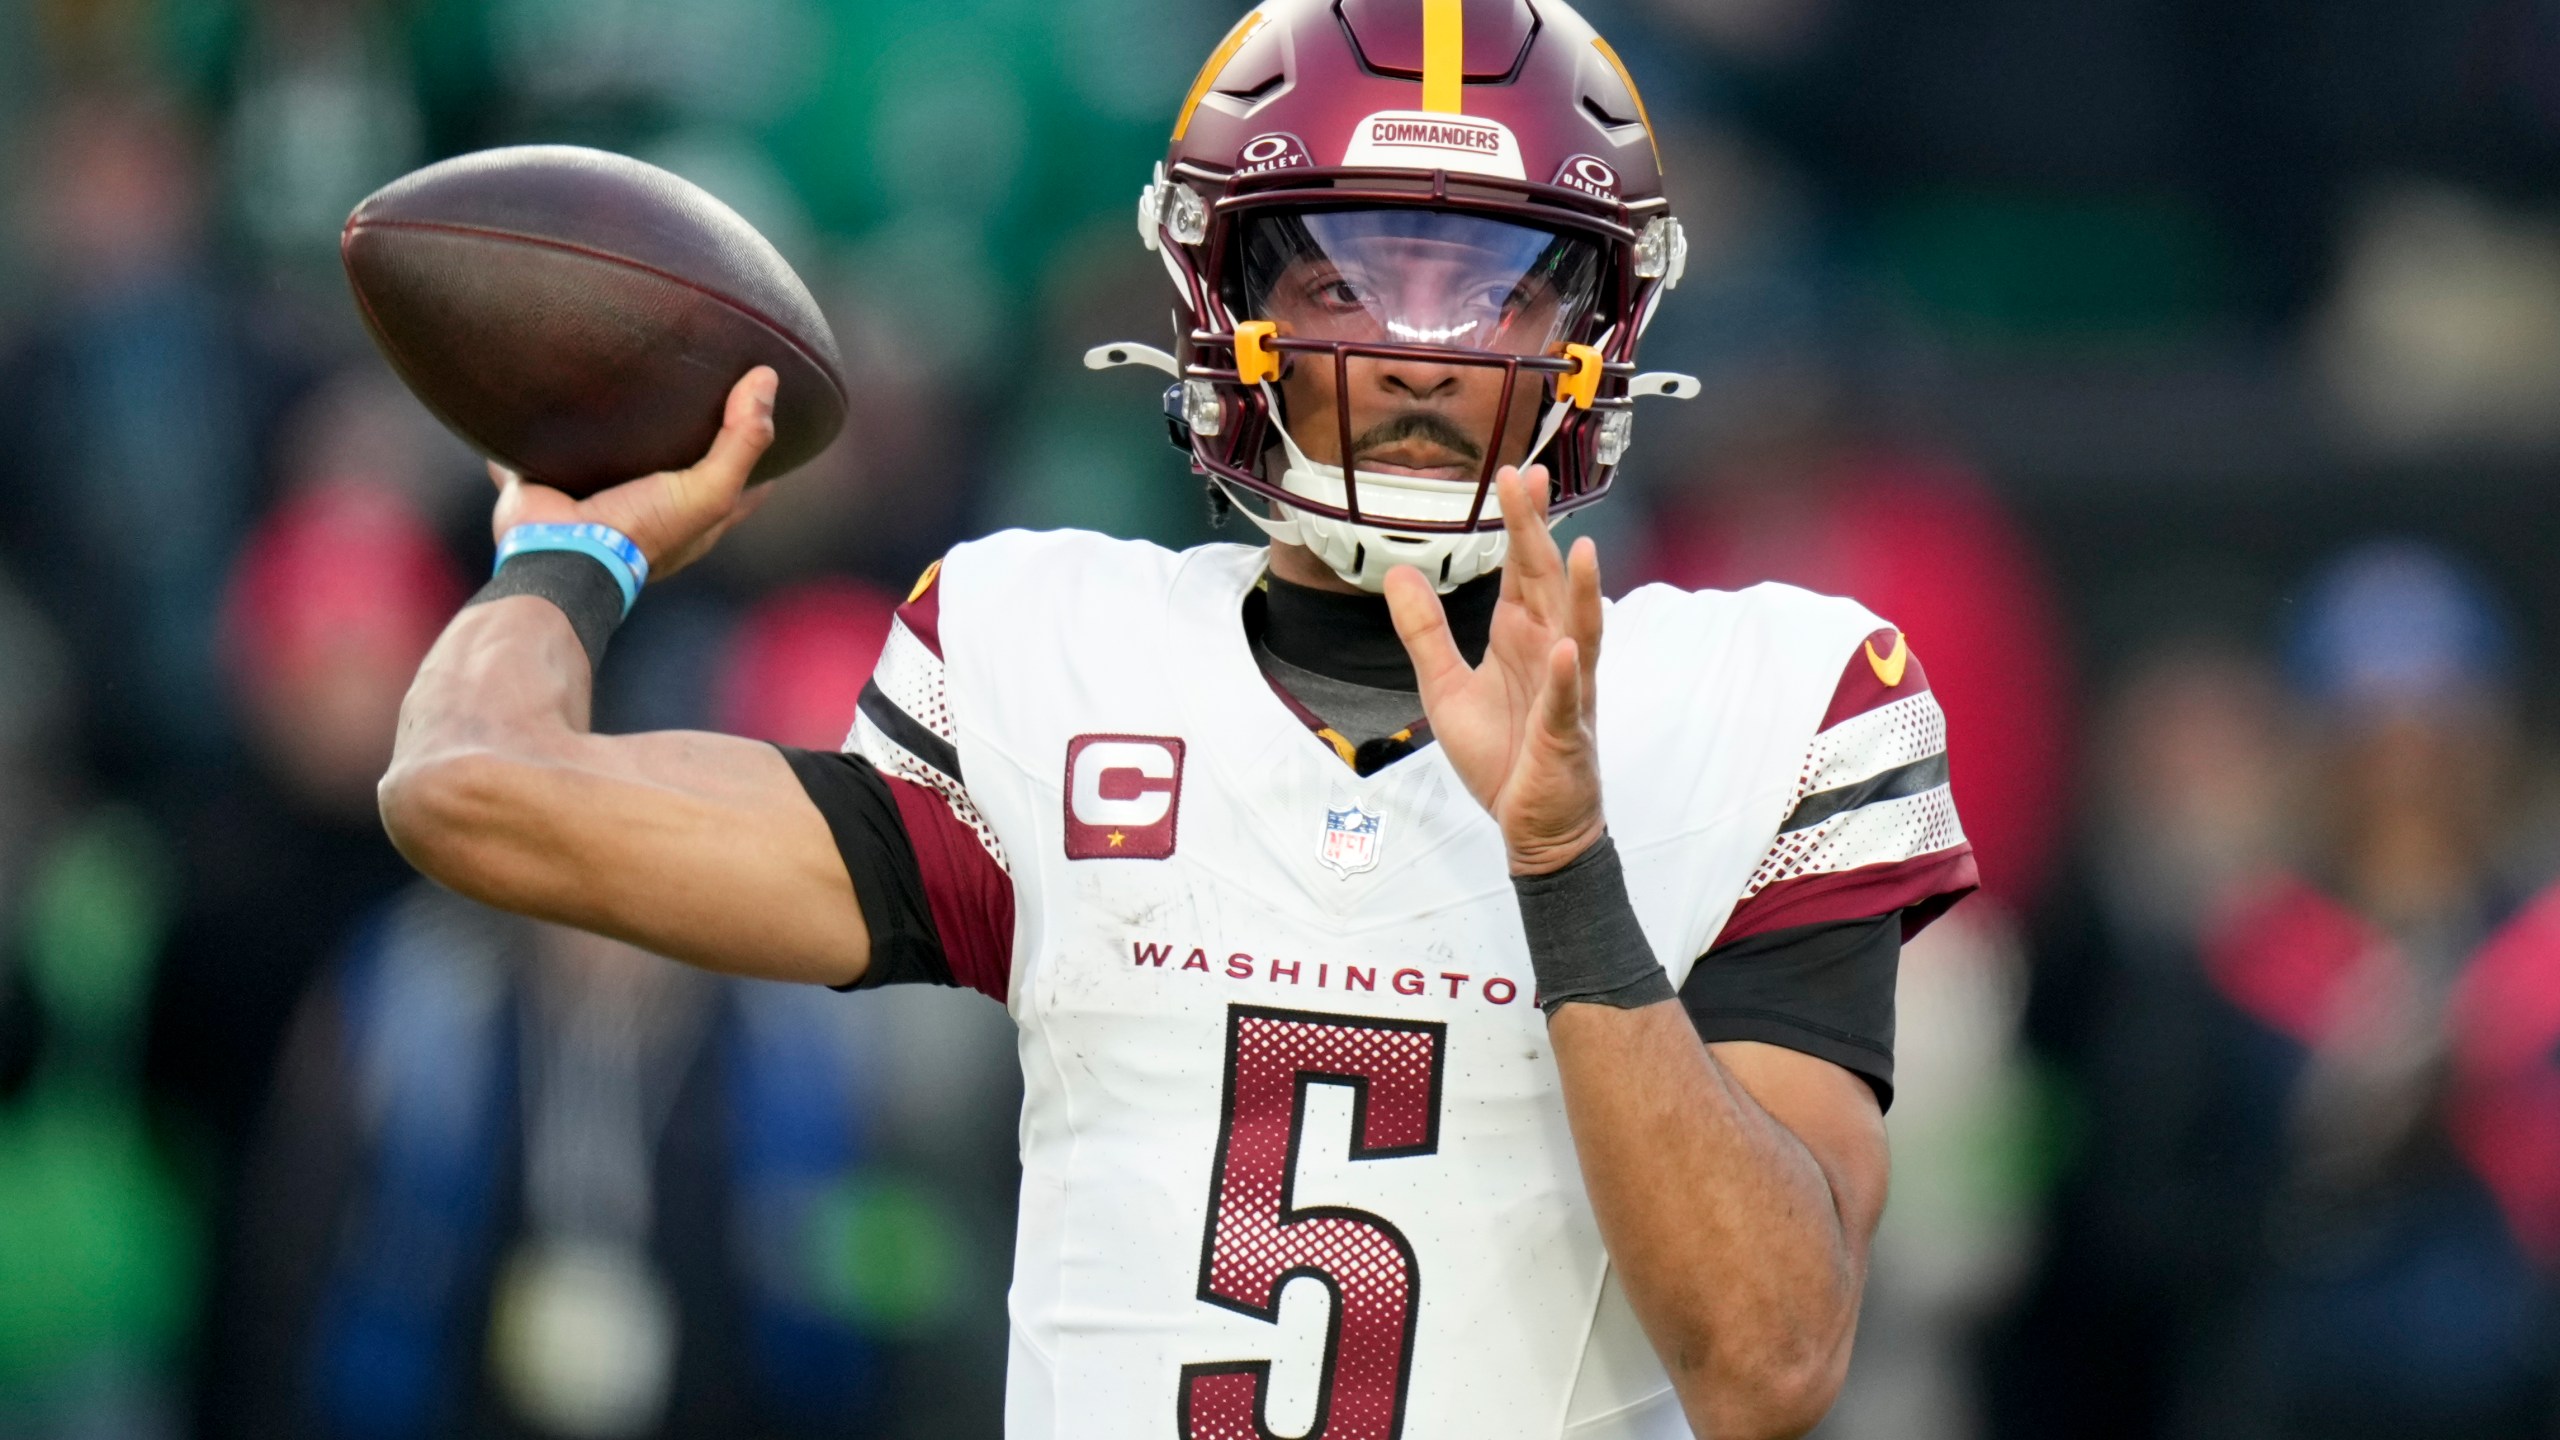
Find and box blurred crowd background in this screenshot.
[2,0,2559,1434]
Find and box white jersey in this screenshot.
[847,530,1971,1440]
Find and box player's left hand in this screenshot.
[1385,464,1606,876]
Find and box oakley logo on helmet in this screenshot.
[1551,154,1619,199]
[1237,133,1313,174]
[1064,735,1186,860]
[1342,110,1526,181]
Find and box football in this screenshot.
[342,145,846,497]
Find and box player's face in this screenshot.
[1241,210,1602,482]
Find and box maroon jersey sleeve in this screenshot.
[1714,628,1979,949]
[1674,630,1979,1109]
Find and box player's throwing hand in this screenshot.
[488,366,780,581]
[1384,464,1608,876]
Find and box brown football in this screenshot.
[342,145,846,497]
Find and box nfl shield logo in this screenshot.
[1318,804,1385,878]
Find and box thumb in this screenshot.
[682,367,779,503]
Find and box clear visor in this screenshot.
[1236,208,1604,356]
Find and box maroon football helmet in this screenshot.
[1091,0,1696,591]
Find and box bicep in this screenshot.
[415,728,869,987]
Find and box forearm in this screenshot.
[1548,1004,1873,1440]
[1380,456,1887,1432]
[393,594,594,765]
[379,594,603,895]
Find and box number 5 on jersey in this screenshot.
[1181,1005,1448,1440]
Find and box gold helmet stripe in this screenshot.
[1589,35,1660,169]
[1422,0,1465,113]
[1174,10,1269,141]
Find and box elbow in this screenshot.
[1673,1329,1853,1440]
[378,748,517,894]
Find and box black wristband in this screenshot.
[1513,835,1678,1015]
[466,549,626,669]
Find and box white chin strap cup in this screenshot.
[1222,415,1523,595]
[1221,378,1587,595]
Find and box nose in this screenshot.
[1371,353,1464,402]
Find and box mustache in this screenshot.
[1347,411,1484,466]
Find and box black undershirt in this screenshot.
[1250,569,1500,688]
[1246,570,1498,773]
[1685,915,1901,1108]
[785,572,1905,1107]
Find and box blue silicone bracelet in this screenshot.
[495,522,650,616]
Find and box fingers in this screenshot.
[1496,465,1567,622]
[685,367,780,500]
[1536,635,1584,745]
[488,463,543,541]
[1567,534,1602,715]
[1384,564,1472,704]
[488,462,523,532]
[490,468,520,541]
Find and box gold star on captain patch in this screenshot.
[1108,831,1126,847]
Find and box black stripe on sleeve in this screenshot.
[1681,912,1900,1110]
[1779,751,1949,834]
[776,746,956,991]
[857,678,964,784]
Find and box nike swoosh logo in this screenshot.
[1865,632,1909,687]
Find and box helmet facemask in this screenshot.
[1211,207,1604,592]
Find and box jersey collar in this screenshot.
[1167,546,1454,785]
[1253,569,1498,690]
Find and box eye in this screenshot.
[1459,284,1524,333]
[1314,276,1370,311]
[1485,284,1563,348]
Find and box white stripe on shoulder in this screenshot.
[1801,690,1946,798]
[847,614,1004,871]
[857,617,953,748]
[1744,784,1964,898]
